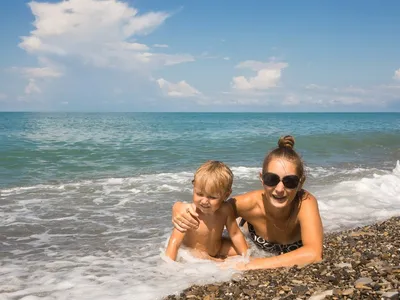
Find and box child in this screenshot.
[165,160,248,261]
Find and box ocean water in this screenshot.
[1,112,400,300]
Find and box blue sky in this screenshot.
[0,0,399,112]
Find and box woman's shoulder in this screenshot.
[299,189,317,202]
[297,189,320,217]
[228,189,263,212]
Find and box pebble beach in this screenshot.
[165,216,400,300]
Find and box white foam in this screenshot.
[306,165,386,179]
[93,198,104,205]
[116,199,130,206]
[1,168,258,199]
[230,166,260,179]
[316,160,400,231]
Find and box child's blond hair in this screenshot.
[193,160,233,197]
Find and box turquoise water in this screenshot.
[1,112,400,188]
[1,112,400,299]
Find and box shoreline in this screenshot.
[165,216,400,299]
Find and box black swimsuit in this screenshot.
[240,219,303,254]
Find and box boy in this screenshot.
[165,160,248,261]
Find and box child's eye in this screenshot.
[209,196,218,200]
[196,192,204,197]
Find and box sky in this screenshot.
[0,0,399,112]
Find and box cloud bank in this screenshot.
[231,60,288,91]
[157,78,202,98]
[17,0,194,97]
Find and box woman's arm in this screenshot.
[172,202,199,232]
[241,192,323,270]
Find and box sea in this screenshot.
[1,112,400,300]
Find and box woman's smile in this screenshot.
[272,194,287,201]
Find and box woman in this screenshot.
[172,135,323,270]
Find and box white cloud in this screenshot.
[394,68,400,80]
[335,86,367,94]
[157,78,202,98]
[159,53,195,66]
[223,57,230,61]
[153,44,168,48]
[305,84,327,90]
[11,57,63,97]
[283,94,300,106]
[306,84,368,95]
[235,60,287,72]
[332,96,364,105]
[12,57,63,79]
[18,67,63,78]
[25,79,41,94]
[19,0,194,72]
[378,84,400,90]
[123,11,169,36]
[219,80,400,109]
[120,42,149,51]
[300,83,400,107]
[231,59,288,91]
[20,36,66,55]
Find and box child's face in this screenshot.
[192,184,228,214]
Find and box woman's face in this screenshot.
[261,158,300,209]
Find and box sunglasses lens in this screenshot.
[282,175,300,189]
[263,173,300,189]
[262,173,280,186]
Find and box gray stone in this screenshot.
[308,290,333,300]
[354,277,373,285]
[382,291,399,299]
[231,273,242,283]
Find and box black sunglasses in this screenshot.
[262,172,300,189]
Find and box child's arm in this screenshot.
[224,204,248,256]
[165,228,186,261]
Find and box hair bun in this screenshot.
[278,135,295,149]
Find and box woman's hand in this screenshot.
[172,202,199,232]
[235,262,248,270]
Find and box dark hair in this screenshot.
[262,135,305,183]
